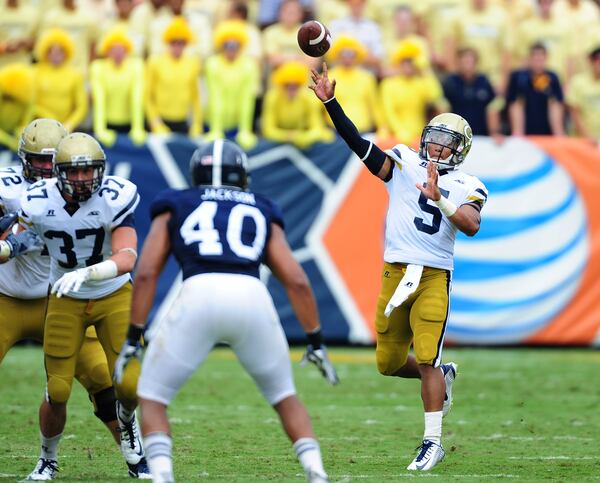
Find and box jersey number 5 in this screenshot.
[414,187,450,235]
[180,201,267,261]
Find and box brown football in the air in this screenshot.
[297,20,332,57]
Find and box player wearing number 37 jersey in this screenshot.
[18,132,150,479]
[310,63,487,472]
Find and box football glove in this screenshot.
[113,341,141,385]
[0,231,42,259]
[301,344,340,386]
[51,268,90,298]
[0,212,18,234]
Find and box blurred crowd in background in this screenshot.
[1,0,599,153]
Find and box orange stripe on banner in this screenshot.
[526,137,600,344]
[323,167,387,339]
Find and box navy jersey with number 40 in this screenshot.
[150,187,285,279]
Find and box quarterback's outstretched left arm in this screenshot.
[310,63,393,181]
[417,160,481,236]
[51,226,138,297]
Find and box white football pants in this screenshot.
[137,273,296,406]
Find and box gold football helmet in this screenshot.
[54,133,106,202]
[419,113,473,170]
[18,118,68,182]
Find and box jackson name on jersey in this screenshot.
[0,165,47,299]
[19,175,139,299]
[150,186,284,280]
[384,144,488,271]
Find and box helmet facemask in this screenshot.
[19,150,55,183]
[419,125,466,170]
[55,159,105,202]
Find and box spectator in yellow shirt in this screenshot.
[567,47,600,144]
[383,6,430,77]
[90,28,146,147]
[145,17,202,137]
[261,61,333,149]
[262,0,315,72]
[0,64,34,151]
[380,40,447,146]
[39,0,100,76]
[205,20,258,149]
[0,0,40,68]
[514,0,571,84]
[327,35,388,137]
[102,0,146,57]
[33,29,87,132]
[446,0,512,92]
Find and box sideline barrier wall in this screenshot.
[3,135,597,345]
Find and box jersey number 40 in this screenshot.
[180,201,267,261]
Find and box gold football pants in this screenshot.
[0,294,113,396]
[43,283,139,404]
[374,262,450,372]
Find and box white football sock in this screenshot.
[424,411,443,445]
[293,437,327,477]
[117,400,135,423]
[145,432,174,483]
[40,432,62,461]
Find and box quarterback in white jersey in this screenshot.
[310,63,487,471]
[383,143,487,271]
[6,131,150,480]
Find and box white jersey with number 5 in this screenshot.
[19,175,139,299]
[384,144,488,270]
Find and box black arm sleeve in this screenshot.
[324,97,388,176]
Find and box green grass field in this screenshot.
[1,347,599,482]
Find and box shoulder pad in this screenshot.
[19,178,57,218]
[0,166,26,207]
[150,188,179,220]
[98,177,140,228]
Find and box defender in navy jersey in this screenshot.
[114,140,337,483]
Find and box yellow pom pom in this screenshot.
[327,35,367,64]
[35,28,75,63]
[163,16,194,44]
[213,20,248,49]
[390,40,423,65]
[272,61,309,86]
[98,28,133,57]
[0,64,34,102]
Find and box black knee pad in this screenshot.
[91,386,117,423]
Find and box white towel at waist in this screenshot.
[384,264,423,318]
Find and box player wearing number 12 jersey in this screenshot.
[17,132,150,480]
[310,63,487,471]
[114,139,335,483]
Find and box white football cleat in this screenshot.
[441,362,458,417]
[406,440,445,471]
[127,457,153,479]
[306,470,329,483]
[117,406,145,465]
[26,458,58,480]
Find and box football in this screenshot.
[297,20,332,57]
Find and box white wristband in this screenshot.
[0,240,11,258]
[86,260,118,281]
[434,197,457,218]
